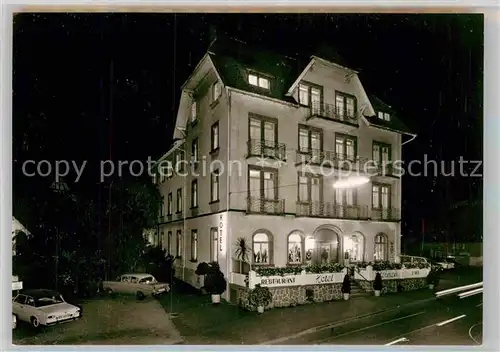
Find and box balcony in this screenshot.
[246,196,285,215]
[247,139,287,161]
[371,207,401,221]
[295,149,374,174]
[371,162,401,178]
[296,201,369,220]
[306,102,358,132]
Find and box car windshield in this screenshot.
[26,291,64,307]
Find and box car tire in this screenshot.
[136,291,145,301]
[30,316,40,328]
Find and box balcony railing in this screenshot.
[308,101,358,126]
[296,201,369,220]
[371,162,400,177]
[371,207,401,221]
[247,139,287,160]
[295,149,373,172]
[246,196,285,215]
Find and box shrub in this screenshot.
[373,272,383,291]
[248,284,273,308]
[203,262,227,295]
[341,274,351,294]
[195,262,211,276]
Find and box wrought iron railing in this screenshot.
[247,139,287,160]
[371,162,400,177]
[296,201,369,220]
[247,196,285,215]
[295,149,373,172]
[371,207,401,221]
[308,101,358,125]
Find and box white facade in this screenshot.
[153,46,414,299]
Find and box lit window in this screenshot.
[374,233,387,261]
[248,72,270,89]
[212,81,222,102]
[211,228,219,262]
[211,122,219,151]
[167,193,172,215]
[191,101,197,122]
[167,231,172,254]
[378,111,391,121]
[192,139,199,164]
[191,230,198,261]
[253,232,271,264]
[211,169,219,202]
[191,180,198,208]
[176,188,182,213]
[176,231,183,258]
[287,232,303,264]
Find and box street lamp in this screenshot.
[333,175,370,189]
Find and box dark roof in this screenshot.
[22,289,60,298]
[365,94,414,135]
[208,37,303,103]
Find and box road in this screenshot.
[287,293,482,346]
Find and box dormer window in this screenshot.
[248,72,270,89]
[190,101,197,122]
[212,81,222,102]
[377,111,391,121]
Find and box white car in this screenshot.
[13,289,81,328]
[435,258,456,270]
[103,273,170,299]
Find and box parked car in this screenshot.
[400,255,430,267]
[103,273,170,300]
[12,289,81,328]
[431,257,456,270]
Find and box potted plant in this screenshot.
[341,274,351,300]
[234,237,251,274]
[248,284,272,313]
[373,272,383,296]
[203,262,227,304]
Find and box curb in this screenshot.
[259,295,437,345]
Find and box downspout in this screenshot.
[226,87,231,280]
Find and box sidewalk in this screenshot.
[159,282,436,345]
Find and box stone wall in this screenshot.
[233,283,343,311]
[356,277,427,294]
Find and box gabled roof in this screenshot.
[364,94,415,136]
[207,37,300,104]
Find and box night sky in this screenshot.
[12,13,483,239]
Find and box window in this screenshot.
[192,138,199,164]
[210,169,220,202]
[253,232,271,264]
[372,184,390,209]
[212,81,222,102]
[167,231,172,254]
[211,122,219,151]
[297,174,322,203]
[176,230,183,258]
[335,92,356,118]
[159,231,164,246]
[166,163,173,179]
[373,142,392,165]
[167,193,172,215]
[249,114,278,153]
[248,72,270,89]
[335,187,356,206]
[191,101,198,122]
[335,134,357,161]
[176,188,183,213]
[377,111,391,121]
[191,180,198,208]
[298,82,322,110]
[191,230,198,261]
[287,232,303,264]
[346,233,364,262]
[159,197,165,220]
[374,233,387,261]
[175,152,184,173]
[210,228,219,262]
[298,125,322,162]
[248,167,277,200]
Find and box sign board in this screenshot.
[249,270,346,289]
[12,281,23,291]
[219,214,224,252]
